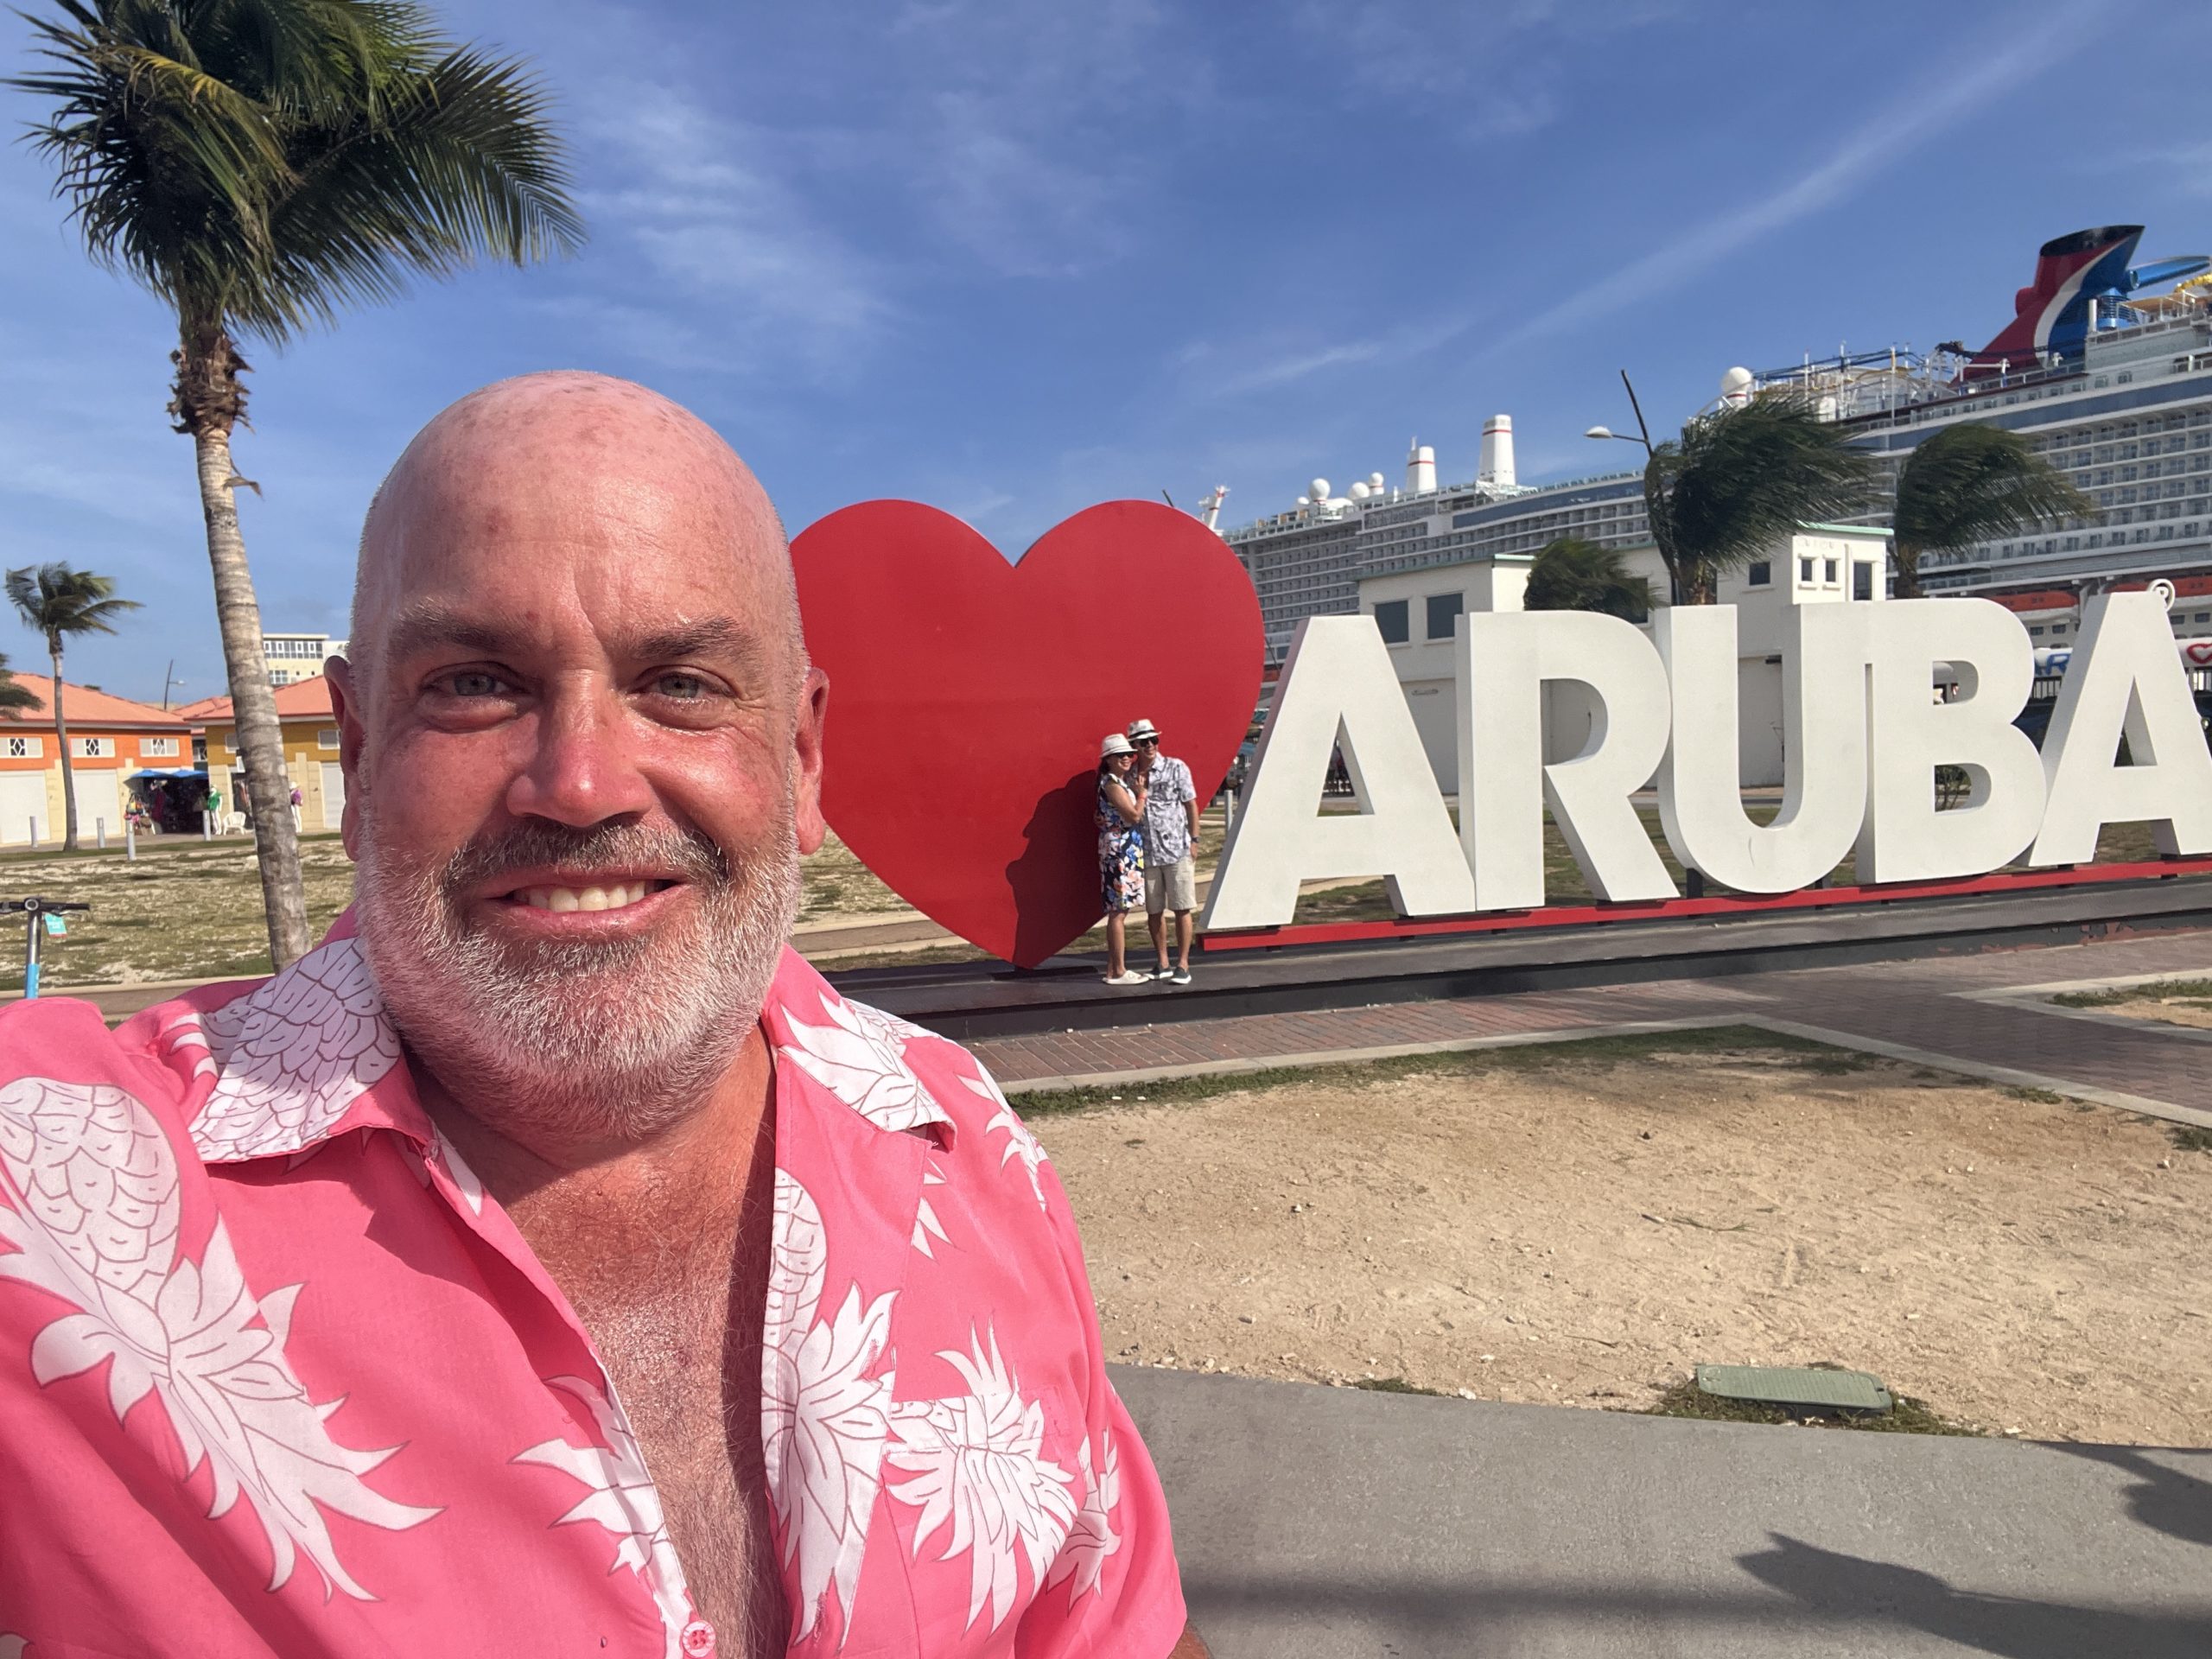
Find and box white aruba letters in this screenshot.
[1459,611,1675,911]
[1199,615,1476,931]
[1651,604,1870,894]
[2031,590,2212,863]
[1855,598,2045,883]
[1208,593,2212,925]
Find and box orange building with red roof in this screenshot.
[186,675,347,832]
[0,674,194,846]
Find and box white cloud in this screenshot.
[1288,0,1677,140]
[574,86,890,380]
[1486,8,2080,356]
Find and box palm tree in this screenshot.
[1525,536,1654,621]
[0,654,43,719]
[1890,424,2092,599]
[1644,395,1875,605]
[6,564,142,851]
[11,0,582,966]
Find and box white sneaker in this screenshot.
[1103,970,1151,987]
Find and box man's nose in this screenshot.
[503,681,656,828]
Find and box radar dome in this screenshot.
[1720,365,1754,397]
[1310,478,1331,501]
[1349,480,1371,501]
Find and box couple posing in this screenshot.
[1096,717,1198,987]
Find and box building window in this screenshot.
[2029,625,2045,636]
[1425,592,1463,641]
[4,735,41,759]
[70,737,111,759]
[1853,563,1873,601]
[1746,561,1770,587]
[1823,559,1839,584]
[2051,625,2068,636]
[1798,556,1815,583]
[1373,600,1409,645]
[318,728,340,750]
[139,736,178,758]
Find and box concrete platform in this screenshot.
[1112,1368,2212,1658]
[833,874,2212,1039]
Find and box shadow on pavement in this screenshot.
[1737,1534,2212,1658]
[1184,1546,2212,1658]
[2047,1444,2212,1550]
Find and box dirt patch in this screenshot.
[1032,1040,2212,1446]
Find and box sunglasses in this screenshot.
[1134,737,1159,747]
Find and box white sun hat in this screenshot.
[1100,732,1135,759]
[1126,718,1160,742]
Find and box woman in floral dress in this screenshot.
[1096,733,1150,986]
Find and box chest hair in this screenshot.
[515,1176,787,1654]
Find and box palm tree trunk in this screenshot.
[181,328,311,969]
[1891,544,1923,601]
[48,645,76,852]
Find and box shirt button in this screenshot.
[679,1619,717,1656]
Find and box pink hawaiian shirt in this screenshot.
[0,924,1185,1657]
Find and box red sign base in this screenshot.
[1198,857,2212,953]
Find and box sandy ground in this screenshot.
[1035,1043,2212,1446]
[2076,993,2212,1031]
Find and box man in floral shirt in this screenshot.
[0,374,1201,1658]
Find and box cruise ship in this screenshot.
[1219,225,2212,663]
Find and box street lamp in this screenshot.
[1585,370,1656,456]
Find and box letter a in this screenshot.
[2030,590,2212,863]
[1202,615,1476,929]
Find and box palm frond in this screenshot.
[1525,537,1652,620]
[5,563,143,646]
[9,0,584,347]
[1891,423,2092,563]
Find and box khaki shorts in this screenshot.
[1145,856,1197,914]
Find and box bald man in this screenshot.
[0,374,1200,1659]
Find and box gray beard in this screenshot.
[353,793,801,1147]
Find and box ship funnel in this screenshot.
[1406,440,1437,495]
[1478,415,1515,490]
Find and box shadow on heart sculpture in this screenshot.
[791,499,1265,969]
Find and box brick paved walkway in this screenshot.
[972,929,2212,1123]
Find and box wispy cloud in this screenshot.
[573,85,890,380]
[1289,0,1678,140]
[1485,9,2079,355]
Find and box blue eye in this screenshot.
[449,671,508,697]
[656,673,709,699]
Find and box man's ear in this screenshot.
[325,656,368,860]
[792,665,830,856]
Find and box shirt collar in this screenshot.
[170,921,951,1165]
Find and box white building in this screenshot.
[1357,526,1891,791]
[262,630,345,687]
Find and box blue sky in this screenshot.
[3,0,2209,704]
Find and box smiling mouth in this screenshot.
[505,880,675,913]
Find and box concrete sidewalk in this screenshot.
[1113,1368,2212,1658]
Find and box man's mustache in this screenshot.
[438,819,732,894]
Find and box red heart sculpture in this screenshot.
[792,500,1264,968]
[2184,639,2212,668]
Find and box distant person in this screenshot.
[1126,720,1198,984]
[1096,732,1150,986]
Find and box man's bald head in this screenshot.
[351,372,798,687]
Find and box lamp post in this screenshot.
[1586,369,1683,607]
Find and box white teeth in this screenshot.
[518,882,656,913]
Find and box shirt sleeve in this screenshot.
[1016,1169,1189,1658]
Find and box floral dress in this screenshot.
[1096,773,1145,913]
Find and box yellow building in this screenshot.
[182,676,346,832]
